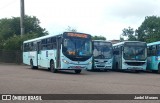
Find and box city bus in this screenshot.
[113,41,147,72]
[92,40,113,71]
[23,32,93,74]
[147,41,160,73]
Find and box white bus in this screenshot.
[92,40,113,71]
[23,32,93,74]
[113,41,147,72]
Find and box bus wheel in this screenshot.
[116,63,119,71]
[75,70,81,74]
[30,60,34,69]
[50,60,57,73]
[135,70,140,73]
[158,64,160,74]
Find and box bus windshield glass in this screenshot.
[124,42,147,60]
[93,42,112,59]
[62,33,92,60]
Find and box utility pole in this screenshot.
[20,0,25,36]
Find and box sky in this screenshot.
[0,0,160,40]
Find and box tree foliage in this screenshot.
[0,15,48,39]
[136,16,160,43]
[121,16,160,43]
[121,27,137,41]
[66,26,77,32]
[0,15,48,50]
[3,33,39,50]
[92,35,106,40]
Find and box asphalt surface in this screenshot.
[0,64,160,103]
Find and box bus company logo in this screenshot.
[2,95,11,100]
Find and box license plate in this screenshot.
[74,66,81,69]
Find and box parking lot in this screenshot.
[0,64,160,103]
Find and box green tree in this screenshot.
[121,27,137,41]
[0,15,48,40]
[92,35,106,40]
[3,33,38,50]
[0,15,48,50]
[136,16,160,43]
[66,26,77,32]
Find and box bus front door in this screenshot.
[37,42,41,67]
[56,37,61,69]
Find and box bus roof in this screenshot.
[113,41,146,47]
[147,41,160,46]
[23,32,92,44]
[23,34,61,43]
[92,40,111,42]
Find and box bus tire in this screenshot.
[30,59,34,69]
[50,60,57,73]
[75,70,81,74]
[30,60,37,69]
[116,63,119,71]
[135,70,140,73]
[158,64,160,74]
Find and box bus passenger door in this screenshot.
[37,42,41,67]
[56,37,61,69]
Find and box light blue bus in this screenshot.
[147,41,160,73]
[92,40,113,71]
[113,41,147,72]
[23,32,93,74]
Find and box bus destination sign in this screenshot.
[67,33,88,38]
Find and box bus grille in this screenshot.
[125,62,146,66]
[97,65,105,67]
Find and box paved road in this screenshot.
[0,64,160,103]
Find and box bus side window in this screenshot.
[47,38,52,50]
[41,39,47,50]
[25,43,29,52]
[23,43,26,52]
[29,42,34,51]
[113,47,119,55]
[33,42,37,51]
[147,46,151,56]
[53,42,56,49]
[113,50,119,55]
[151,45,156,56]
[157,45,160,56]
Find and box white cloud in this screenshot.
[1,0,160,40]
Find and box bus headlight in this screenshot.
[88,61,92,64]
[62,59,69,64]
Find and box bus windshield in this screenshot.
[93,42,112,59]
[62,37,92,59]
[124,45,147,61]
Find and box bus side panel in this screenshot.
[151,56,160,71]
[23,52,29,65]
[23,51,37,66]
[39,50,49,68]
[38,50,57,68]
[47,50,57,68]
[148,56,157,70]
